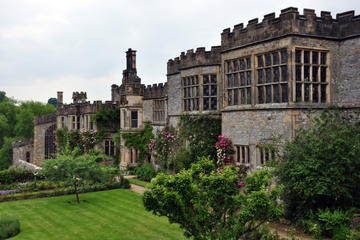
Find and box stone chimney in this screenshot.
[57,91,63,107]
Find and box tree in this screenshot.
[143,157,281,240]
[0,91,6,103]
[47,98,57,107]
[272,108,360,221]
[42,152,104,203]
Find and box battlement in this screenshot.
[72,91,87,103]
[143,83,167,99]
[221,7,360,51]
[34,113,57,125]
[167,46,221,75]
[57,100,118,116]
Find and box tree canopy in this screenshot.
[0,92,56,170]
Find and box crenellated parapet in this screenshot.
[167,46,221,75]
[221,7,360,51]
[34,113,57,125]
[56,100,118,116]
[143,83,167,100]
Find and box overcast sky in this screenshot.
[0,0,358,104]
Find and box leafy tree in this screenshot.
[42,152,104,203]
[47,98,57,107]
[0,137,18,170]
[143,157,281,240]
[0,91,6,103]
[272,108,360,221]
[0,95,56,170]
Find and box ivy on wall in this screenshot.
[91,105,120,132]
[149,114,222,172]
[119,123,154,165]
[178,114,221,164]
[56,127,104,155]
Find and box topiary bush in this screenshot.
[135,163,156,182]
[0,215,20,239]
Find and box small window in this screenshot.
[105,140,115,156]
[258,147,276,165]
[26,152,30,163]
[131,111,138,128]
[77,116,80,130]
[61,117,65,128]
[72,116,76,130]
[235,145,250,164]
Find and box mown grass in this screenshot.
[0,189,185,240]
[128,178,152,188]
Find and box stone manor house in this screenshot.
[12,7,360,169]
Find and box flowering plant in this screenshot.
[215,135,236,165]
[0,189,21,195]
[148,128,179,169]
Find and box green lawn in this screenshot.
[128,178,152,188]
[0,189,186,240]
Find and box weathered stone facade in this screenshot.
[13,7,360,170]
[12,139,34,165]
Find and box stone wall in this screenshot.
[167,73,182,127]
[337,37,360,105]
[222,108,315,167]
[12,139,34,165]
[33,121,56,165]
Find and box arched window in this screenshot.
[45,125,56,159]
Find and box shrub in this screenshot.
[317,208,352,240]
[0,215,20,239]
[273,109,360,221]
[135,163,156,182]
[0,168,44,184]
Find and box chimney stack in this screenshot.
[57,91,63,107]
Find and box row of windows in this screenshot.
[182,75,218,112]
[61,115,94,130]
[234,145,276,166]
[225,48,329,106]
[153,100,165,122]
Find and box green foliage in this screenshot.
[143,157,281,240]
[149,115,221,172]
[0,137,18,171]
[91,105,120,132]
[148,127,179,170]
[0,215,20,239]
[168,146,192,172]
[179,115,221,164]
[317,208,352,239]
[121,123,154,164]
[47,98,57,107]
[273,108,360,221]
[0,168,45,184]
[0,93,55,170]
[135,163,157,182]
[42,153,104,203]
[245,169,271,193]
[56,127,104,155]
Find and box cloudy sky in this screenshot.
[0,0,358,103]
